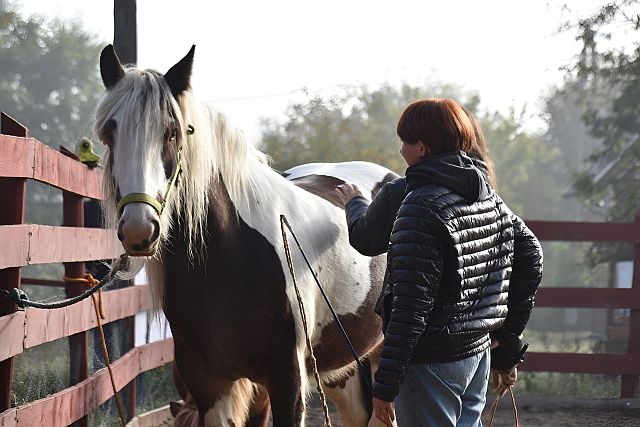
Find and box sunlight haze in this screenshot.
[17,0,614,142]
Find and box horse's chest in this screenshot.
[162,219,295,374]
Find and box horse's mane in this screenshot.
[95,67,268,255]
[95,68,269,305]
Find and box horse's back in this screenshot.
[284,161,399,200]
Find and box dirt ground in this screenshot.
[146,393,640,426]
[306,393,640,427]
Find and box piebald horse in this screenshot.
[95,45,398,427]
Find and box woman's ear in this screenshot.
[418,141,430,159]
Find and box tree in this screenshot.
[0,0,105,224]
[261,83,480,175]
[549,1,640,266]
[566,1,640,223]
[259,82,562,220]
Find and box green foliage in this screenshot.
[565,1,640,224]
[12,337,71,406]
[0,0,104,148]
[260,82,480,175]
[478,108,563,218]
[518,372,620,398]
[0,0,105,225]
[260,82,565,222]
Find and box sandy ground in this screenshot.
[305,393,640,427]
[144,393,640,426]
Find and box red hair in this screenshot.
[397,98,476,155]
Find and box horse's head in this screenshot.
[95,45,195,256]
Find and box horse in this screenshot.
[95,44,399,427]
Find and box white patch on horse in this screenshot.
[230,161,383,344]
[285,161,394,200]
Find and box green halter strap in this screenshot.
[116,124,193,216]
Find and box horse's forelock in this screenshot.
[95,66,269,308]
[96,70,175,229]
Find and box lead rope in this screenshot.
[280,216,333,427]
[64,274,127,427]
[487,386,519,427]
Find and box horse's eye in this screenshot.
[169,129,177,142]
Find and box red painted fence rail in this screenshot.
[0,111,639,426]
[524,217,640,398]
[0,112,173,426]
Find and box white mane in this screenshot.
[95,69,269,306]
[95,68,267,258]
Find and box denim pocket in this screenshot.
[428,355,476,385]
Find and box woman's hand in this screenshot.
[491,367,518,397]
[373,397,395,426]
[334,183,363,205]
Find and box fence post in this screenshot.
[0,112,28,412]
[61,148,89,427]
[621,210,640,398]
[127,317,137,419]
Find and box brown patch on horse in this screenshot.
[292,173,388,371]
[290,175,346,207]
[322,367,356,389]
[164,177,303,424]
[309,270,384,372]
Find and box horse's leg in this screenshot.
[322,344,388,427]
[264,349,306,427]
[323,366,369,427]
[171,363,200,427]
[175,349,255,426]
[244,386,270,427]
[201,378,256,427]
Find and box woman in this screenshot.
[337,106,495,257]
[339,99,542,426]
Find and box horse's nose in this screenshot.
[117,216,160,255]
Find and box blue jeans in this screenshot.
[395,348,490,427]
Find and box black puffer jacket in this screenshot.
[372,151,543,402]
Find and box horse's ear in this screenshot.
[100,44,125,89]
[165,45,195,97]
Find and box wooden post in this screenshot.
[61,151,89,426]
[621,210,640,398]
[113,1,138,419]
[127,316,137,418]
[113,0,137,66]
[0,112,27,412]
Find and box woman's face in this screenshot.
[400,140,426,166]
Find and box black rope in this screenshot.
[280,214,374,393]
[0,256,128,310]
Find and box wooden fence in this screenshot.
[0,112,173,426]
[523,218,640,398]
[0,111,638,426]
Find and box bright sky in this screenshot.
[16,0,620,143]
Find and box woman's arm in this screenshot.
[342,178,406,256]
[372,199,444,402]
[491,213,543,370]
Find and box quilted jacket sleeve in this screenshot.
[491,214,543,345]
[345,180,404,256]
[372,199,445,402]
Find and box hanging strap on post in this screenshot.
[63,273,127,427]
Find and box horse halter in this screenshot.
[116,124,195,216]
